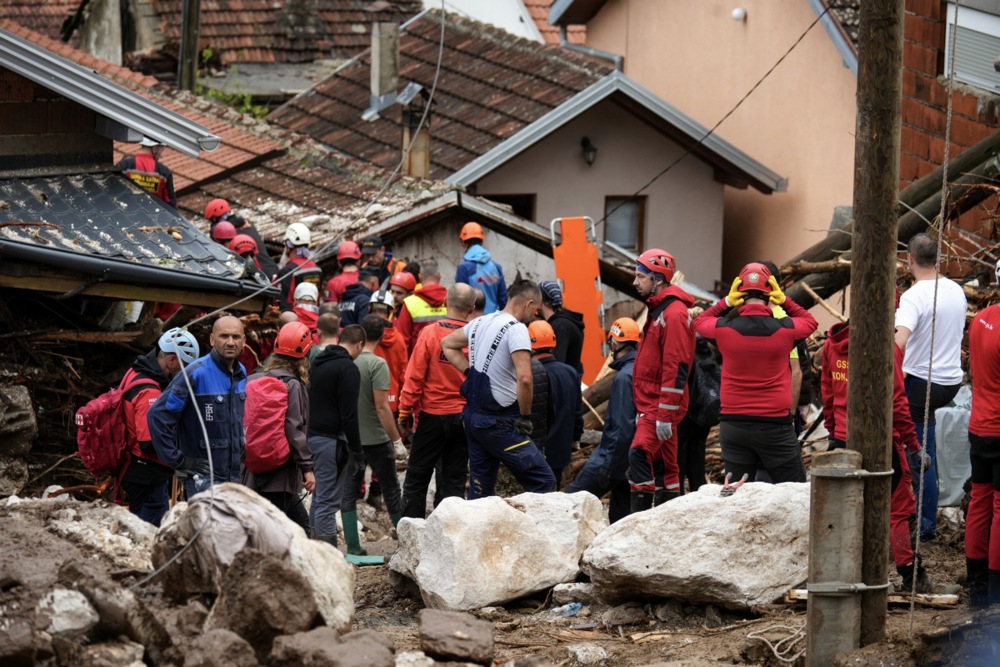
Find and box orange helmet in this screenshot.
[608,317,641,344]
[636,249,676,283]
[211,221,237,242]
[229,234,258,256]
[337,240,362,261]
[528,320,556,350]
[737,262,771,295]
[273,322,313,359]
[389,272,417,291]
[460,222,485,242]
[204,198,231,221]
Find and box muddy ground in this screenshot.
[2,485,998,666]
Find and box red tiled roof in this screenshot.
[0,1,79,45]
[268,10,611,179]
[524,0,585,45]
[148,0,423,65]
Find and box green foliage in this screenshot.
[195,84,270,120]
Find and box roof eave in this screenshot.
[549,0,609,26]
[0,27,221,157]
[808,0,858,76]
[447,71,787,194]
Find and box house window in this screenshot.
[945,3,1000,93]
[604,196,645,252]
[480,194,536,221]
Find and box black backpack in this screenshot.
[687,336,722,427]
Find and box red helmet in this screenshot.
[636,249,676,283]
[211,221,237,242]
[608,317,641,344]
[204,198,231,221]
[389,272,417,292]
[229,234,258,256]
[460,222,485,242]
[273,322,313,359]
[338,240,362,261]
[738,262,772,295]
[528,320,557,350]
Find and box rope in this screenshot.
[908,0,960,637]
[746,623,806,664]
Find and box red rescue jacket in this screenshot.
[632,286,696,422]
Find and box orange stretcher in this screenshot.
[550,216,605,385]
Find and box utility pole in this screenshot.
[178,0,202,92]
[848,0,904,646]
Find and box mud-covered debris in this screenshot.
[184,629,259,667]
[419,608,495,665]
[35,587,98,639]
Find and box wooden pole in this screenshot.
[178,0,202,92]
[848,0,904,645]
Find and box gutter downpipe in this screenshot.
[558,26,623,71]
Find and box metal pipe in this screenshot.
[805,449,865,665]
[558,26,623,71]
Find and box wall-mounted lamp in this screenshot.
[732,7,747,21]
[581,137,598,167]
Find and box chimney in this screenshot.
[370,21,399,103]
[401,105,431,179]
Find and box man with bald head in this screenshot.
[150,316,249,497]
[398,283,476,517]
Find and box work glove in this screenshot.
[907,449,932,475]
[392,439,408,461]
[176,456,211,479]
[726,276,746,308]
[655,420,673,441]
[767,275,786,306]
[514,416,534,437]
[397,409,414,434]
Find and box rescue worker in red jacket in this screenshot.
[116,137,176,207]
[693,263,817,484]
[205,198,280,281]
[822,319,955,594]
[325,240,362,304]
[120,328,199,525]
[396,259,448,353]
[275,222,323,311]
[398,283,476,517]
[629,249,695,512]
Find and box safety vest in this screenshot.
[403,293,447,323]
[122,154,169,203]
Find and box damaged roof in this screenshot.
[808,0,860,75]
[0,173,274,305]
[148,0,424,65]
[268,10,613,179]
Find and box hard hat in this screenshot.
[608,317,641,344]
[158,328,199,365]
[636,249,676,283]
[528,320,556,350]
[285,222,311,247]
[211,221,237,242]
[204,198,232,221]
[139,137,161,148]
[369,289,395,309]
[737,262,772,295]
[294,282,319,302]
[460,222,485,242]
[389,272,417,292]
[538,280,563,307]
[273,321,313,359]
[229,234,258,256]
[337,240,362,261]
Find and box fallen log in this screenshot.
[783,588,958,608]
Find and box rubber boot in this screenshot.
[630,491,654,514]
[967,558,989,608]
[315,533,338,548]
[341,511,367,556]
[899,560,961,595]
[654,490,679,506]
[390,513,402,528]
[989,570,1000,607]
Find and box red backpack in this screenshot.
[75,375,158,479]
[243,374,293,475]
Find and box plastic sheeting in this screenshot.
[935,385,972,507]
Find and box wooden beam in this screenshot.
[0,273,269,312]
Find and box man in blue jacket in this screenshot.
[149,316,248,497]
[567,318,639,522]
[455,222,507,314]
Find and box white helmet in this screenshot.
[139,136,161,147]
[995,259,1000,286]
[159,328,199,365]
[369,289,395,309]
[285,222,311,247]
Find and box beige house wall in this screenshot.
[472,99,725,291]
[583,0,857,279]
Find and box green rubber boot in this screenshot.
[390,513,402,528]
[341,511,367,556]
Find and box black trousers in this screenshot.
[259,491,310,532]
[719,417,806,484]
[402,412,468,519]
[343,443,402,516]
[677,418,710,494]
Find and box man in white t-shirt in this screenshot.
[895,232,967,541]
[442,280,556,498]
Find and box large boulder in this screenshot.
[153,483,355,632]
[390,492,607,611]
[582,482,810,609]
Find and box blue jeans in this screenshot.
[308,435,349,537]
[120,478,169,526]
[567,454,630,523]
[904,376,960,539]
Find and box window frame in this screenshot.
[603,195,646,252]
